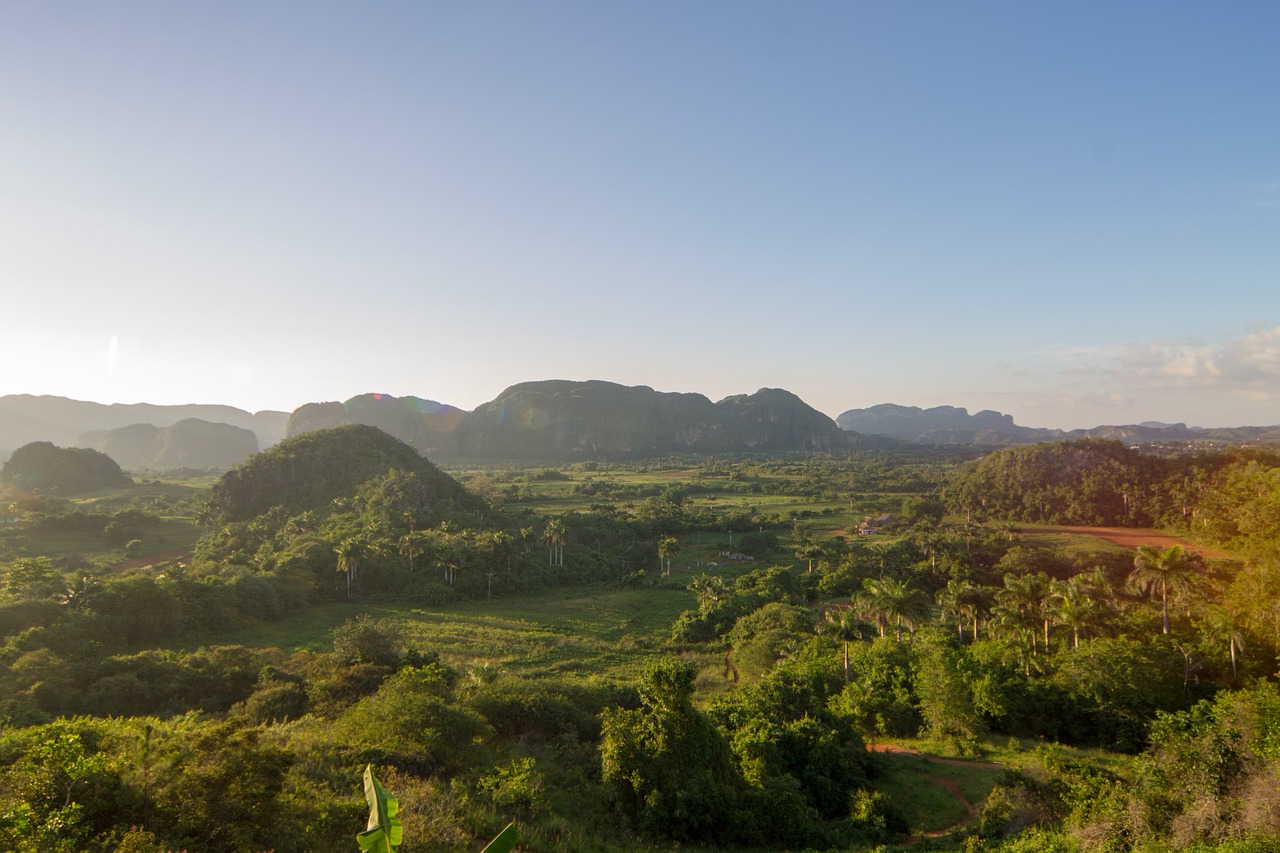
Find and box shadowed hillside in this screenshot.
[77,418,259,471]
[210,424,480,522]
[0,441,132,495]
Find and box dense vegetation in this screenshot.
[1,442,131,495]
[0,432,1277,851]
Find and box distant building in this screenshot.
[856,513,899,536]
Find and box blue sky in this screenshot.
[2,1,1277,429]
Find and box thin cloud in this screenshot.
[1073,326,1280,398]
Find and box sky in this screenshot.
[2,1,1278,430]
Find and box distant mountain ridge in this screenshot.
[287,394,466,454]
[836,403,1280,446]
[76,418,260,471]
[0,395,289,459]
[6,390,1279,468]
[286,381,884,460]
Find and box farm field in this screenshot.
[1018,524,1230,558]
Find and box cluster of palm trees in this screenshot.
[328,524,530,596]
[817,542,1233,677]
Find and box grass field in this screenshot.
[181,584,707,682]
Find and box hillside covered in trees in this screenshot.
[0,442,132,495]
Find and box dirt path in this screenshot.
[1020,525,1228,558]
[868,743,1001,841]
[110,549,191,573]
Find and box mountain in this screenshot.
[1,442,132,495]
[0,395,289,459]
[210,424,479,522]
[287,382,878,460]
[286,394,465,454]
[836,404,1280,447]
[76,418,259,471]
[836,404,1051,446]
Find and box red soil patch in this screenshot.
[1022,526,1228,559]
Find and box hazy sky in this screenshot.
[3,2,1278,429]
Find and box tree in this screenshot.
[795,542,825,576]
[913,630,982,755]
[687,573,729,609]
[936,579,988,642]
[1048,576,1101,650]
[1197,605,1246,680]
[996,572,1051,653]
[397,532,427,573]
[335,538,363,598]
[1127,544,1204,635]
[657,535,678,578]
[860,576,930,641]
[546,518,566,567]
[599,658,746,842]
[819,604,872,682]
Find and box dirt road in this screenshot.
[1022,525,1227,558]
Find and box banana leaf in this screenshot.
[356,765,403,852]
[480,822,519,853]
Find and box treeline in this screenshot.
[950,439,1280,558]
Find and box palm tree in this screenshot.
[657,535,678,577]
[936,579,988,642]
[796,542,825,575]
[546,519,566,567]
[193,500,218,537]
[1198,605,1246,679]
[820,604,871,682]
[911,528,951,572]
[989,603,1038,676]
[861,576,930,641]
[997,572,1051,653]
[1047,576,1100,650]
[1127,544,1204,635]
[687,573,728,609]
[59,575,101,610]
[436,531,468,587]
[491,530,514,573]
[334,537,363,598]
[398,532,427,572]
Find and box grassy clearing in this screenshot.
[181,584,703,682]
[869,735,1133,838]
[12,519,200,563]
[872,755,974,832]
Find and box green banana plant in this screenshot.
[356,765,402,852]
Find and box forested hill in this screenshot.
[286,382,889,460]
[838,402,1280,446]
[950,438,1280,562]
[210,424,481,522]
[0,441,132,495]
[76,418,259,471]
